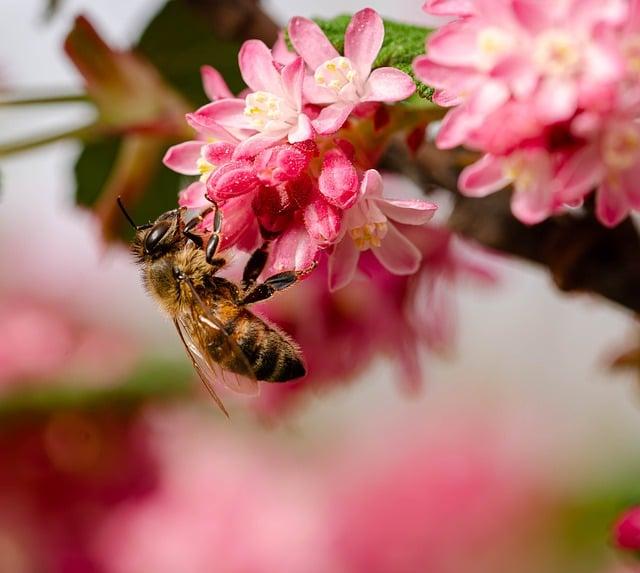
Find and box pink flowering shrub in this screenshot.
[95,405,575,573]
[164,8,436,280]
[414,0,640,227]
[0,298,138,391]
[252,225,497,417]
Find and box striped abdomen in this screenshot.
[230,311,305,382]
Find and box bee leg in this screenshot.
[241,242,270,288]
[183,207,214,248]
[204,208,224,265]
[239,262,317,305]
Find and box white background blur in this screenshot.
[1,0,639,476]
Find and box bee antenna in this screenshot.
[117,196,149,231]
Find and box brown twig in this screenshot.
[382,139,640,314]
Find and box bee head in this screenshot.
[117,199,184,261]
[136,210,183,260]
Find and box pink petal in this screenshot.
[435,105,474,149]
[412,57,480,94]
[328,237,360,291]
[303,76,339,105]
[206,161,260,200]
[281,57,305,110]
[288,17,339,70]
[238,40,282,95]
[344,8,384,81]
[492,54,538,99]
[596,182,631,227]
[555,145,603,203]
[288,113,314,143]
[178,181,209,209]
[162,141,203,175]
[377,198,438,225]
[362,68,415,103]
[312,102,355,134]
[272,32,297,66]
[360,168,383,198]
[432,89,463,107]
[201,65,233,100]
[202,141,235,165]
[512,0,553,33]
[436,81,509,149]
[270,223,318,272]
[188,99,251,132]
[304,196,343,246]
[459,154,510,197]
[423,0,475,16]
[233,132,287,159]
[622,163,640,210]
[372,222,422,275]
[571,0,628,29]
[426,20,480,68]
[511,180,554,225]
[319,149,359,208]
[218,195,260,251]
[535,78,578,124]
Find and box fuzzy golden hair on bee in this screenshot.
[118,197,310,415]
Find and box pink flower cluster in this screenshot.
[164,9,436,287]
[414,0,640,227]
[253,225,498,417]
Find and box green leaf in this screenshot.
[75,136,187,240]
[288,15,434,100]
[136,0,244,107]
[74,0,245,236]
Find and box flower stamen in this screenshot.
[315,57,357,94]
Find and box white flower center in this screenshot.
[502,154,538,191]
[244,91,296,132]
[197,156,215,182]
[476,27,514,70]
[315,57,358,94]
[349,222,388,250]
[534,31,582,76]
[603,124,640,170]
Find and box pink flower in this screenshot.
[188,40,313,158]
[557,112,640,227]
[328,170,437,291]
[414,0,640,226]
[459,147,563,225]
[252,223,497,417]
[163,68,239,183]
[288,8,416,134]
[415,0,626,149]
[615,506,640,550]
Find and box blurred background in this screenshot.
[2,1,640,572]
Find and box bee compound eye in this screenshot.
[144,221,172,254]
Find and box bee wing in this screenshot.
[173,318,230,417]
[178,278,259,397]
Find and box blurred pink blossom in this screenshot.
[0,297,137,391]
[96,404,558,573]
[414,0,640,226]
[252,225,497,416]
[0,409,157,573]
[615,506,640,551]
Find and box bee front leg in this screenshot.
[183,207,215,248]
[238,263,317,305]
[242,242,270,288]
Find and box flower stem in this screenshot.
[0,91,91,106]
[0,123,99,157]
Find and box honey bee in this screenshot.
[118,198,310,416]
